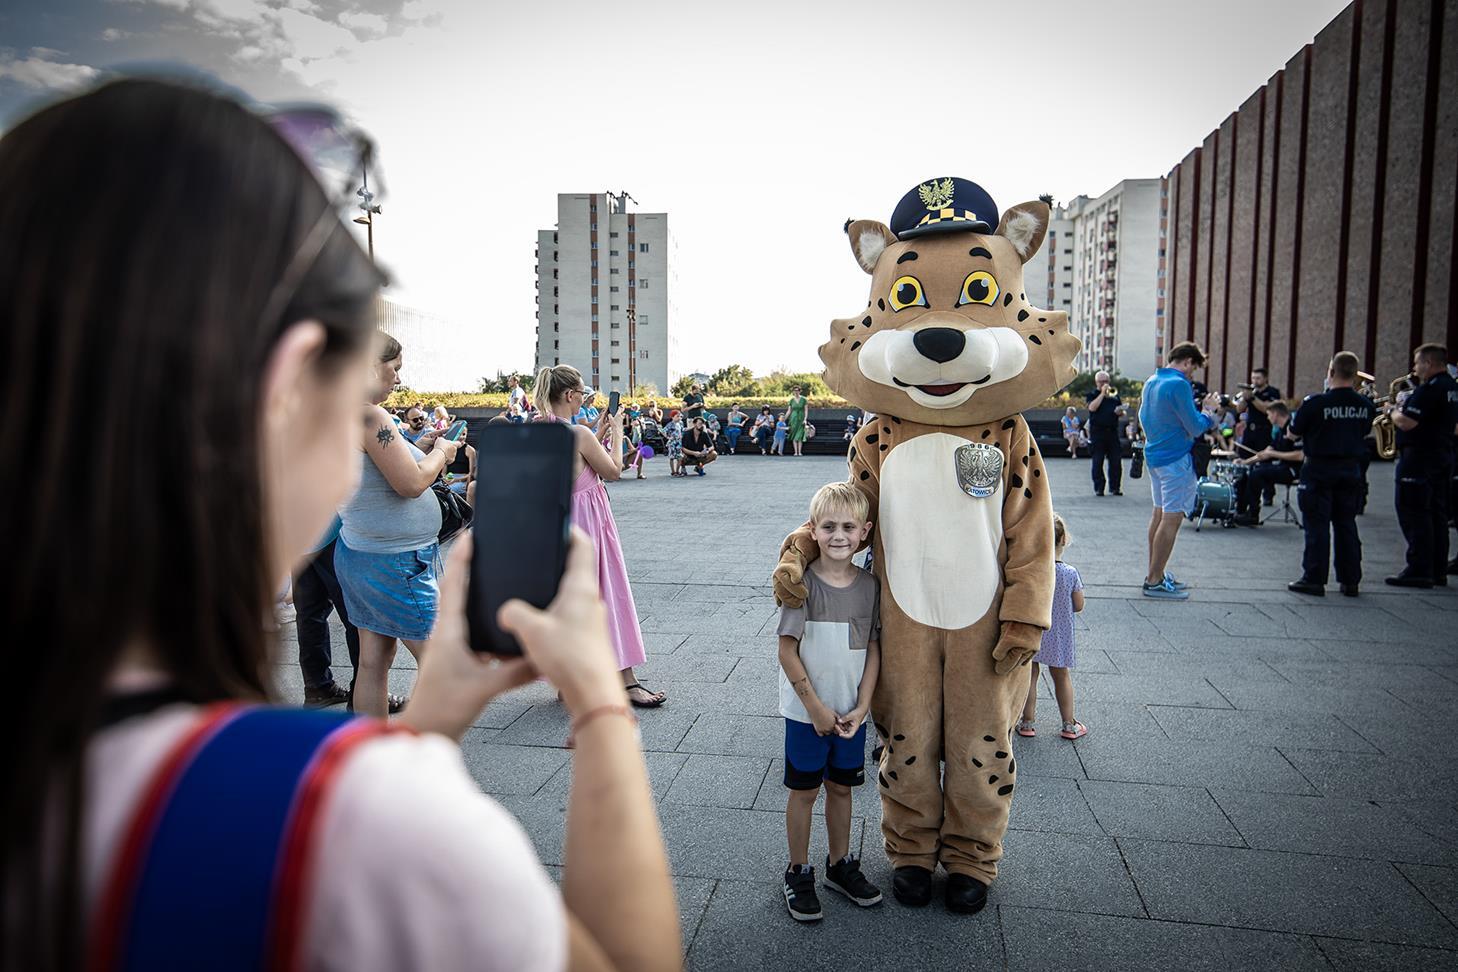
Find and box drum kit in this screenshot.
[1192,449,1245,531]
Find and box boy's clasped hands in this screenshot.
[807,700,867,739]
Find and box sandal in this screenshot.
[624,682,666,708]
[1015,719,1036,738]
[344,691,408,715]
[1059,721,1088,740]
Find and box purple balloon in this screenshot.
[639,445,655,459]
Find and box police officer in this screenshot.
[1287,352,1373,596]
[1233,401,1301,525]
[1086,370,1125,496]
[1240,367,1283,504]
[1386,343,1458,588]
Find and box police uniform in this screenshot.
[1240,384,1283,452]
[1235,422,1300,517]
[1393,371,1458,583]
[1085,387,1123,495]
[1290,387,1373,587]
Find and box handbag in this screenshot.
[433,480,473,543]
[1130,442,1145,479]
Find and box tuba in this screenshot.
[1369,373,1416,460]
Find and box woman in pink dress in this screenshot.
[534,366,666,707]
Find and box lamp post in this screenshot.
[353,164,381,260]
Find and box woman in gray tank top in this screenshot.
[335,333,460,717]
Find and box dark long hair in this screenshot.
[0,79,382,969]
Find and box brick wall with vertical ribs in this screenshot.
[1164,0,1457,401]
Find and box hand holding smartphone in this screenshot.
[467,423,575,655]
[608,390,621,415]
[445,419,468,442]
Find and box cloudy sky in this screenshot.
[1,0,1348,386]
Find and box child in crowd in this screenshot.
[665,409,685,477]
[773,413,788,456]
[1017,513,1087,740]
[776,482,883,921]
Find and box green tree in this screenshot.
[476,370,528,394]
[707,364,756,396]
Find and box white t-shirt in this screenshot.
[775,567,880,721]
[83,704,566,972]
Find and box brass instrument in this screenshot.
[1369,373,1417,460]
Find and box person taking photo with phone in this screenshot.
[535,366,667,708]
[2,77,679,972]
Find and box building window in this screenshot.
[610,268,619,274]
[639,279,648,289]
[591,241,598,249]
[610,250,619,256]
[611,322,620,329]
[639,350,649,359]
[610,304,620,310]
[639,243,649,253]
[610,286,619,292]
[611,340,620,347]
[609,232,618,238]
[611,358,620,364]
[590,222,597,230]
[591,260,598,268]
[591,295,597,304]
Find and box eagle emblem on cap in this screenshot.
[954,442,1003,499]
[917,178,955,211]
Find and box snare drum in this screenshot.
[1209,459,1240,484]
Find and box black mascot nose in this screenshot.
[912,327,966,364]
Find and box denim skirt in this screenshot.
[334,540,443,641]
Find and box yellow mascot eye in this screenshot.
[959,270,999,307]
[888,275,928,312]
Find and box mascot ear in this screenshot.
[845,219,897,274]
[995,201,1050,264]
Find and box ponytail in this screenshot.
[533,364,583,417]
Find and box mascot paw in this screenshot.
[774,529,819,607]
[992,620,1043,676]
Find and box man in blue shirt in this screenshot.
[1137,342,1221,600]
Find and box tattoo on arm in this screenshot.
[376,425,395,447]
[792,676,812,698]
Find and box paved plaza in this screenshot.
[278,451,1458,970]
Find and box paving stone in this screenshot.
[1001,907,1331,971]
[664,755,772,809]
[1315,937,1458,970]
[637,652,740,683]
[537,750,689,802]
[1150,705,1379,752]
[1278,748,1458,802]
[1269,659,1454,693]
[1080,781,1244,846]
[1008,731,1087,779]
[1076,737,1316,794]
[1212,789,1457,865]
[459,736,569,796]
[657,806,863,882]
[1068,671,1233,708]
[997,831,1145,916]
[686,876,1004,971]
[1005,776,1105,836]
[1105,650,1292,682]
[1119,838,1458,946]
[1395,863,1458,926]
[677,713,784,757]
[1205,677,1405,716]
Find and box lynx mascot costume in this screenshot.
[775,177,1079,914]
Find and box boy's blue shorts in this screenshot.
[784,718,866,790]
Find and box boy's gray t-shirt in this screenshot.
[777,567,880,722]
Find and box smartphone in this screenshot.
[467,423,575,655]
[608,390,621,415]
[445,419,468,441]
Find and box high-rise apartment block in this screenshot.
[534,192,674,395]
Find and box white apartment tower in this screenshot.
[1022,201,1075,332]
[534,192,673,395]
[1059,179,1163,380]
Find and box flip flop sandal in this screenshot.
[1015,719,1036,737]
[1059,722,1088,740]
[624,682,666,708]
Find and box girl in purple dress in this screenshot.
[534,365,666,707]
[1016,513,1087,739]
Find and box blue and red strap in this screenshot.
[89,704,402,972]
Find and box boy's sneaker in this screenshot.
[1142,577,1189,600]
[1163,572,1190,591]
[783,865,823,921]
[696,466,706,476]
[824,854,883,907]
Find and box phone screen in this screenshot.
[466,423,575,655]
[446,420,468,441]
[608,390,621,415]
